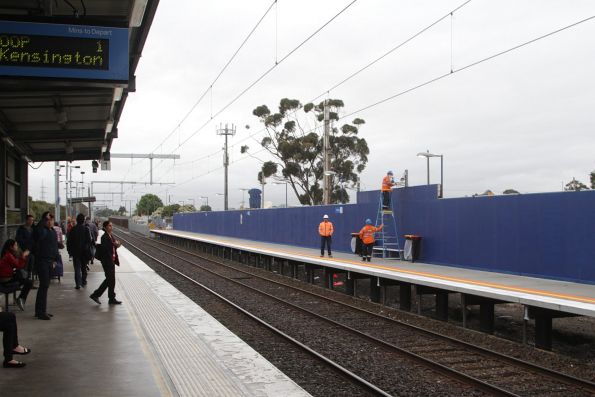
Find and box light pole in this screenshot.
[55,163,65,222]
[272,181,288,208]
[323,171,337,204]
[417,150,444,198]
[188,198,195,208]
[68,165,80,217]
[239,188,249,209]
[200,196,209,209]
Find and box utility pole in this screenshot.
[54,162,60,222]
[40,180,47,202]
[322,99,331,204]
[216,123,236,210]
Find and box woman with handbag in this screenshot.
[51,217,65,280]
[0,239,33,311]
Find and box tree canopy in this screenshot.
[502,189,520,195]
[565,178,589,191]
[136,194,163,215]
[247,98,369,205]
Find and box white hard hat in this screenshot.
[323,214,329,219]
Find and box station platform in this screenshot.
[152,229,595,318]
[0,247,310,397]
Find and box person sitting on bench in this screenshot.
[0,311,31,368]
[0,239,33,311]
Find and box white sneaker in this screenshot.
[16,298,25,311]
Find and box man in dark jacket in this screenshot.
[67,214,93,289]
[33,211,60,320]
[89,220,122,305]
[15,215,35,280]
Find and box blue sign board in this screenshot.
[0,21,128,81]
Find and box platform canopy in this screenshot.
[0,0,159,162]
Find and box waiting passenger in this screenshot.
[0,239,33,311]
[0,312,31,368]
[67,214,93,289]
[15,214,36,283]
[358,219,383,262]
[33,211,60,320]
[89,220,122,305]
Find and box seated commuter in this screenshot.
[0,239,33,311]
[0,312,31,368]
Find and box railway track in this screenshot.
[116,229,595,396]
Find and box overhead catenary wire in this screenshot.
[309,0,473,104]
[171,0,360,152]
[340,14,595,121]
[129,0,359,187]
[173,12,595,182]
[145,0,278,158]
[124,8,594,201]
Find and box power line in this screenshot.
[148,1,277,158]
[309,0,473,103]
[340,14,595,120]
[170,0,360,152]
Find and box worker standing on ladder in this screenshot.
[381,170,396,209]
[318,214,334,258]
[359,219,383,262]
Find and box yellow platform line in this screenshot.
[167,232,595,306]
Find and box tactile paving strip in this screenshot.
[118,273,250,397]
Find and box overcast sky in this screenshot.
[29,0,595,210]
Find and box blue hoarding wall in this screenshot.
[175,186,595,284]
[174,202,377,253]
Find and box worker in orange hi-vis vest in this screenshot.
[359,219,383,262]
[381,170,396,209]
[318,214,334,258]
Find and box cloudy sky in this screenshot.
[30,0,595,210]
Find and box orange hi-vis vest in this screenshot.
[359,224,383,244]
[319,221,334,237]
[381,175,394,192]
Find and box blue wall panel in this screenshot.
[174,187,595,284]
[174,203,377,253]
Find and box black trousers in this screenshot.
[0,312,19,363]
[362,243,374,258]
[93,260,116,300]
[320,236,332,255]
[382,191,391,208]
[35,258,52,316]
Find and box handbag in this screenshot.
[15,268,28,281]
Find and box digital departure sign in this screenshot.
[0,34,109,70]
[0,21,128,81]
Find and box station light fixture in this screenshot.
[130,0,149,27]
[2,136,15,147]
[113,87,124,102]
[105,119,115,133]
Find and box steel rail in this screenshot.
[116,233,394,397]
[119,231,522,396]
[127,230,595,395]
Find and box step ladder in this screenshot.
[373,193,402,259]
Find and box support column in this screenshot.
[370,277,381,303]
[479,301,495,333]
[345,274,355,296]
[399,282,412,311]
[323,267,334,289]
[436,291,449,321]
